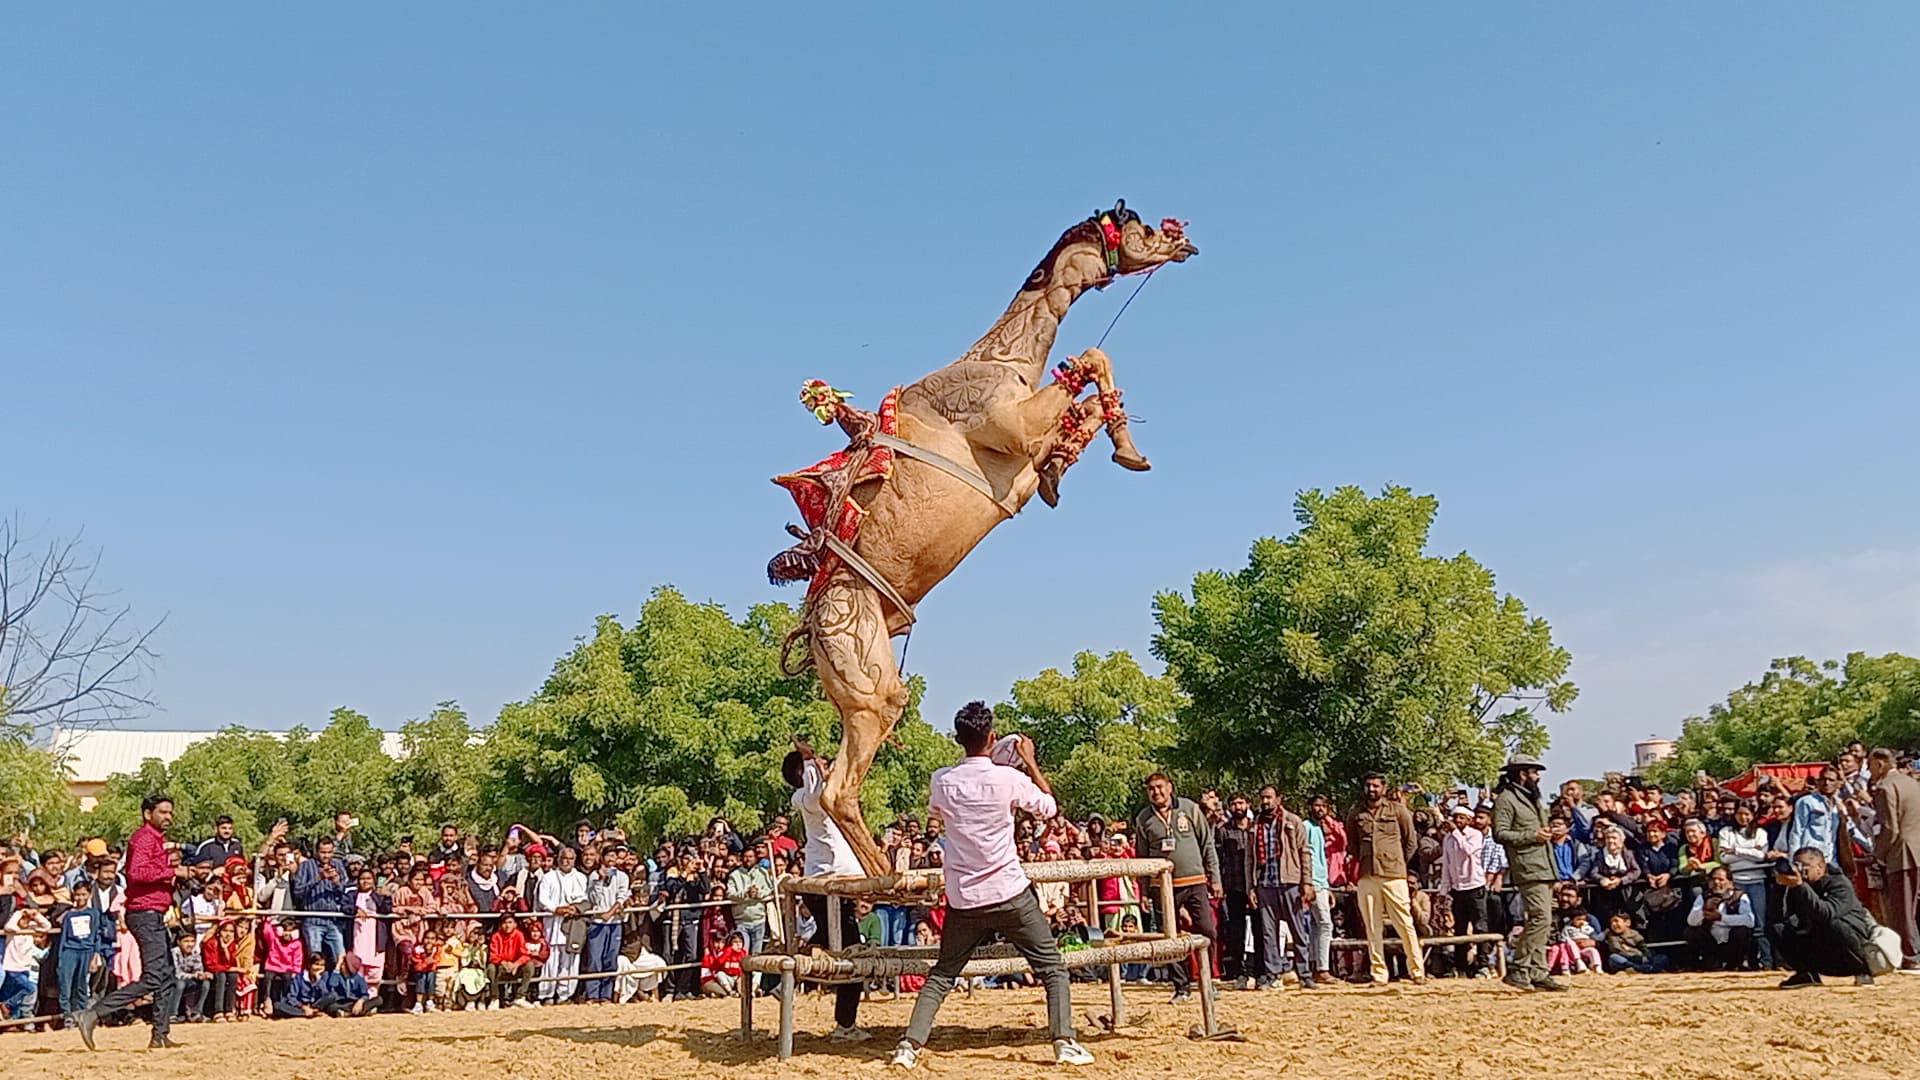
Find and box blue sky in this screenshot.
[7,6,1917,779]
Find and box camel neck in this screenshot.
[956,240,1107,386]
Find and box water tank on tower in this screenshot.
[1634,738,1676,772]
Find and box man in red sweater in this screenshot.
[75,794,196,1050]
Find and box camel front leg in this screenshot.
[1053,347,1149,472]
[806,571,907,878]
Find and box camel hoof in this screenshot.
[1038,464,1062,507]
[1112,450,1152,472]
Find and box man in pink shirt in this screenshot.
[1438,803,1492,976]
[76,793,196,1051]
[891,702,1092,1070]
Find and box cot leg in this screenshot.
[779,969,796,1060]
[740,972,754,1038]
[1196,943,1219,1037]
[1108,964,1127,1028]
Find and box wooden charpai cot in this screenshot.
[740,857,1221,1060]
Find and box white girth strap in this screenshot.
[868,432,1019,519]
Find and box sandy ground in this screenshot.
[12,971,1917,1080]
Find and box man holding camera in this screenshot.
[293,837,353,968]
[1770,847,1879,988]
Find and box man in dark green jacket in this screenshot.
[1493,754,1563,992]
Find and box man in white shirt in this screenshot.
[1438,804,1491,976]
[1684,866,1757,969]
[784,738,870,1043]
[891,702,1092,1070]
[583,851,631,1003]
[535,845,589,1003]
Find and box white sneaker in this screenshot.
[889,1041,922,1070]
[512,999,537,1009]
[1054,1039,1095,1066]
[425,1000,438,1013]
[409,1003,423,1015]
[831,1025,873,1043]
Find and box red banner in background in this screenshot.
[1722,762,1826,798]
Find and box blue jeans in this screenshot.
[735,921,767,956]
[1606,951,1669,974]
[1738,880,1773,967]
[0,969,38,1015]
[302,917,347,967]
[58,951,95,1015]
[583,922,623,1001]
[876,904,911,947]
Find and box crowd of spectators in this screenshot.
[2,739,1916,1037]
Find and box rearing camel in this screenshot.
[772,202,1197,876]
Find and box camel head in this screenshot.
[1022,200,1198,294]
[1105,200,1199,274]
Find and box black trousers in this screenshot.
[903,888,1073,1046]
[92,910,180,1038]
[1450,887,1490,971]
[1685,925,1753,970]
[1221,890,1256,980]
[802,894,861,1029]
[1769,923,1869,977]
[667,909,703,999]
[205,971,236,1016]
[1165,884,1219,993]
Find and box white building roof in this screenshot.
[51,727,409,783]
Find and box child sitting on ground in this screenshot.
[701,931,747,998]
[1603,912,1668,974]
[1548,902,1602,975]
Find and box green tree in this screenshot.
[0,722,84,847]
[1153,485,1576,797]
[388,702,484,842]
[996,650,1184,821]
[1651,652,1920,789]
[86,706,477,851]
[482,587,953,850]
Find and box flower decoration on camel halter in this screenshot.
[1091,200,1190,283]
[799,379,855,424]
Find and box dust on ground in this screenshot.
[15,971,1915,1080]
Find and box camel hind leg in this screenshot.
[806,570,907,878]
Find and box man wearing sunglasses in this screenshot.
[1769,847,1880,988]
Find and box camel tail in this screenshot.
[779,622,814,677]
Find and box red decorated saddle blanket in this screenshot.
[771,388,900,594]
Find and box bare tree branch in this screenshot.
[0,515,165,736]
